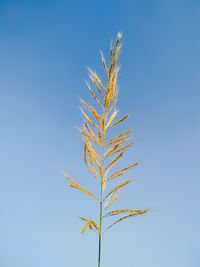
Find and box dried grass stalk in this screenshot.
[65,33,148,267]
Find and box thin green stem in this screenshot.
[98,199,102,267]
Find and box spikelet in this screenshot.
[85,142,95,164]
[80,99,102,126]
[85,136,101,161]
[91,220,99,231]
[87,148,101,170]
[100,50,109,76]
[107,67,119,100]
[80,108,100,129]
[81,221,90,233]
[107,171,125,181]
[84,140,96,163]
[85,122,97,140]
[105,152,124,176]
[85,144,99,178]
[104,210,148,232]
[104,194,119,211]
[99,166,103,181]
[88,68,106,91]
[87,82,104,110]
[106,109,118,129]
[107,135,130,146]
[103,189,117,211]
[98,132,103,145]
[84,143,99,180]
[90,161,99,179]
[106,209,147,216]
[65,173,98,201]
[101,117,106,137]
[109,129,133,143]
[69,184,98,201]
[102,178,107,193]
[107,142,134,158]
[105,143,121,158]
[118,162,140,173]
[80,217,88,222]
[89,74,105,98]
[108,89,118,113]
[105,85,114,111]
[84,143,94,174]
[69,184,98,202]
[80,217,99,233]
[80,129,100,145]
[109,114,130,129]
[109,33,122,81]
[108,162,139,181]
[105,84,115,111]
[65,173,80,187]
[103,179,132,201]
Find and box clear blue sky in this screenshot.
[0,1,199,267]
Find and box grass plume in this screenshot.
[65,32,148,267]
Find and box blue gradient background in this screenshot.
[0,1,200,267]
